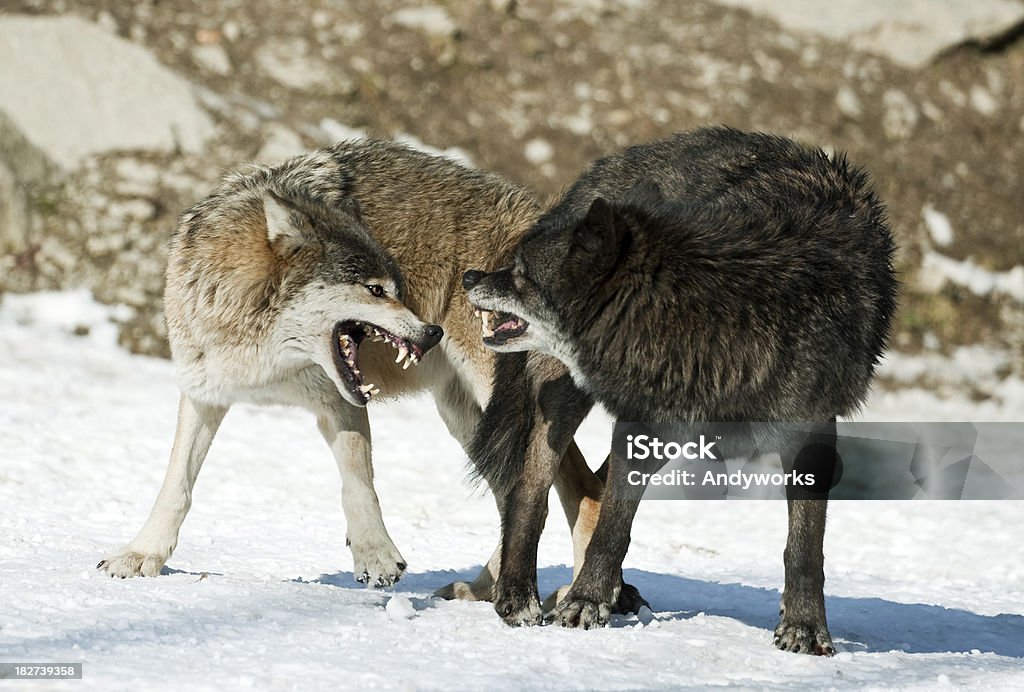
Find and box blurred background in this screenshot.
[1,0,1022,405]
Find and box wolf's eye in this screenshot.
[365,284,385,298]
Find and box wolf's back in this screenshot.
[555,128,897,422]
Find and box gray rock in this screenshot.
[711,0,1024,68]
[193,43,233,76]
[255,38,353,93]
[0,15,215,169]
[0,110,58,287]
[389,6,458,37]
[256,125,308,164]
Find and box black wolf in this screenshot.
[464,127,897,654]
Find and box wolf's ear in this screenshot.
[263,192,312,258]
[569,197,630,274]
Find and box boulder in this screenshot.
[712,0,1024,68]
[0,15,215,169]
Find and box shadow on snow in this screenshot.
[309,564,1024,658]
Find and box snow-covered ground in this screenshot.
[1,291,1022,690]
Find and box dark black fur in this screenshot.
[465,127,898,653]
[468,351,536,496]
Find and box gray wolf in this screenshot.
[463,127,898,654]
[98,140,616,601]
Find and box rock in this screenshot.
[389,6,458,37]
[523,138,554,164]
[256,38,353,93]
[881,89,919,140]
[710,0,1024,68]
[193,43,233,76]
[0,15,215,169]
[319,119,368,144]
[0,111,59,288]
[969,85,999,115]
[256,125,307,164]
[835,85,864,120]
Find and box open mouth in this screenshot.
[331,321,424,404]
[474,307,529,345]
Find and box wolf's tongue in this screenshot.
[496,318,520,332]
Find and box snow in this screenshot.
[922,204,954,247]
[1,291,1023,690]
[919,250,1024,303]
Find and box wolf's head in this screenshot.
[462,185,657,387]
[262,190,443,406]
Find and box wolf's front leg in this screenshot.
[489,370,593,626]
[492,461,555,627]
[775,420,835,655]
[99,394,227,577]
[548,448,645,629]
[318,405,405,587]
[776,498,833,655]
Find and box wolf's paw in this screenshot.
[548,593,612,629]
[773,619,835,656]
[494,584,543,626]
[97,548,168,578]
[614,581,650,615]
[434,580,493,602]
[350,537,406,588]
[543,580,648,616]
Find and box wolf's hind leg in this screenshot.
[434,542,502,602]
[318,404,406,587]
[99,394,227,578]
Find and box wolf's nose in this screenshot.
[462,270,484,290]
[422,325,444,350]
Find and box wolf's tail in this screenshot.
[468,352,535,499]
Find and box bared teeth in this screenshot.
[395,345,408,364]
[480,310,495,338]
[358,383,374,393]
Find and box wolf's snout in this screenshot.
[462,269,484,290]
[421,324,444,350]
